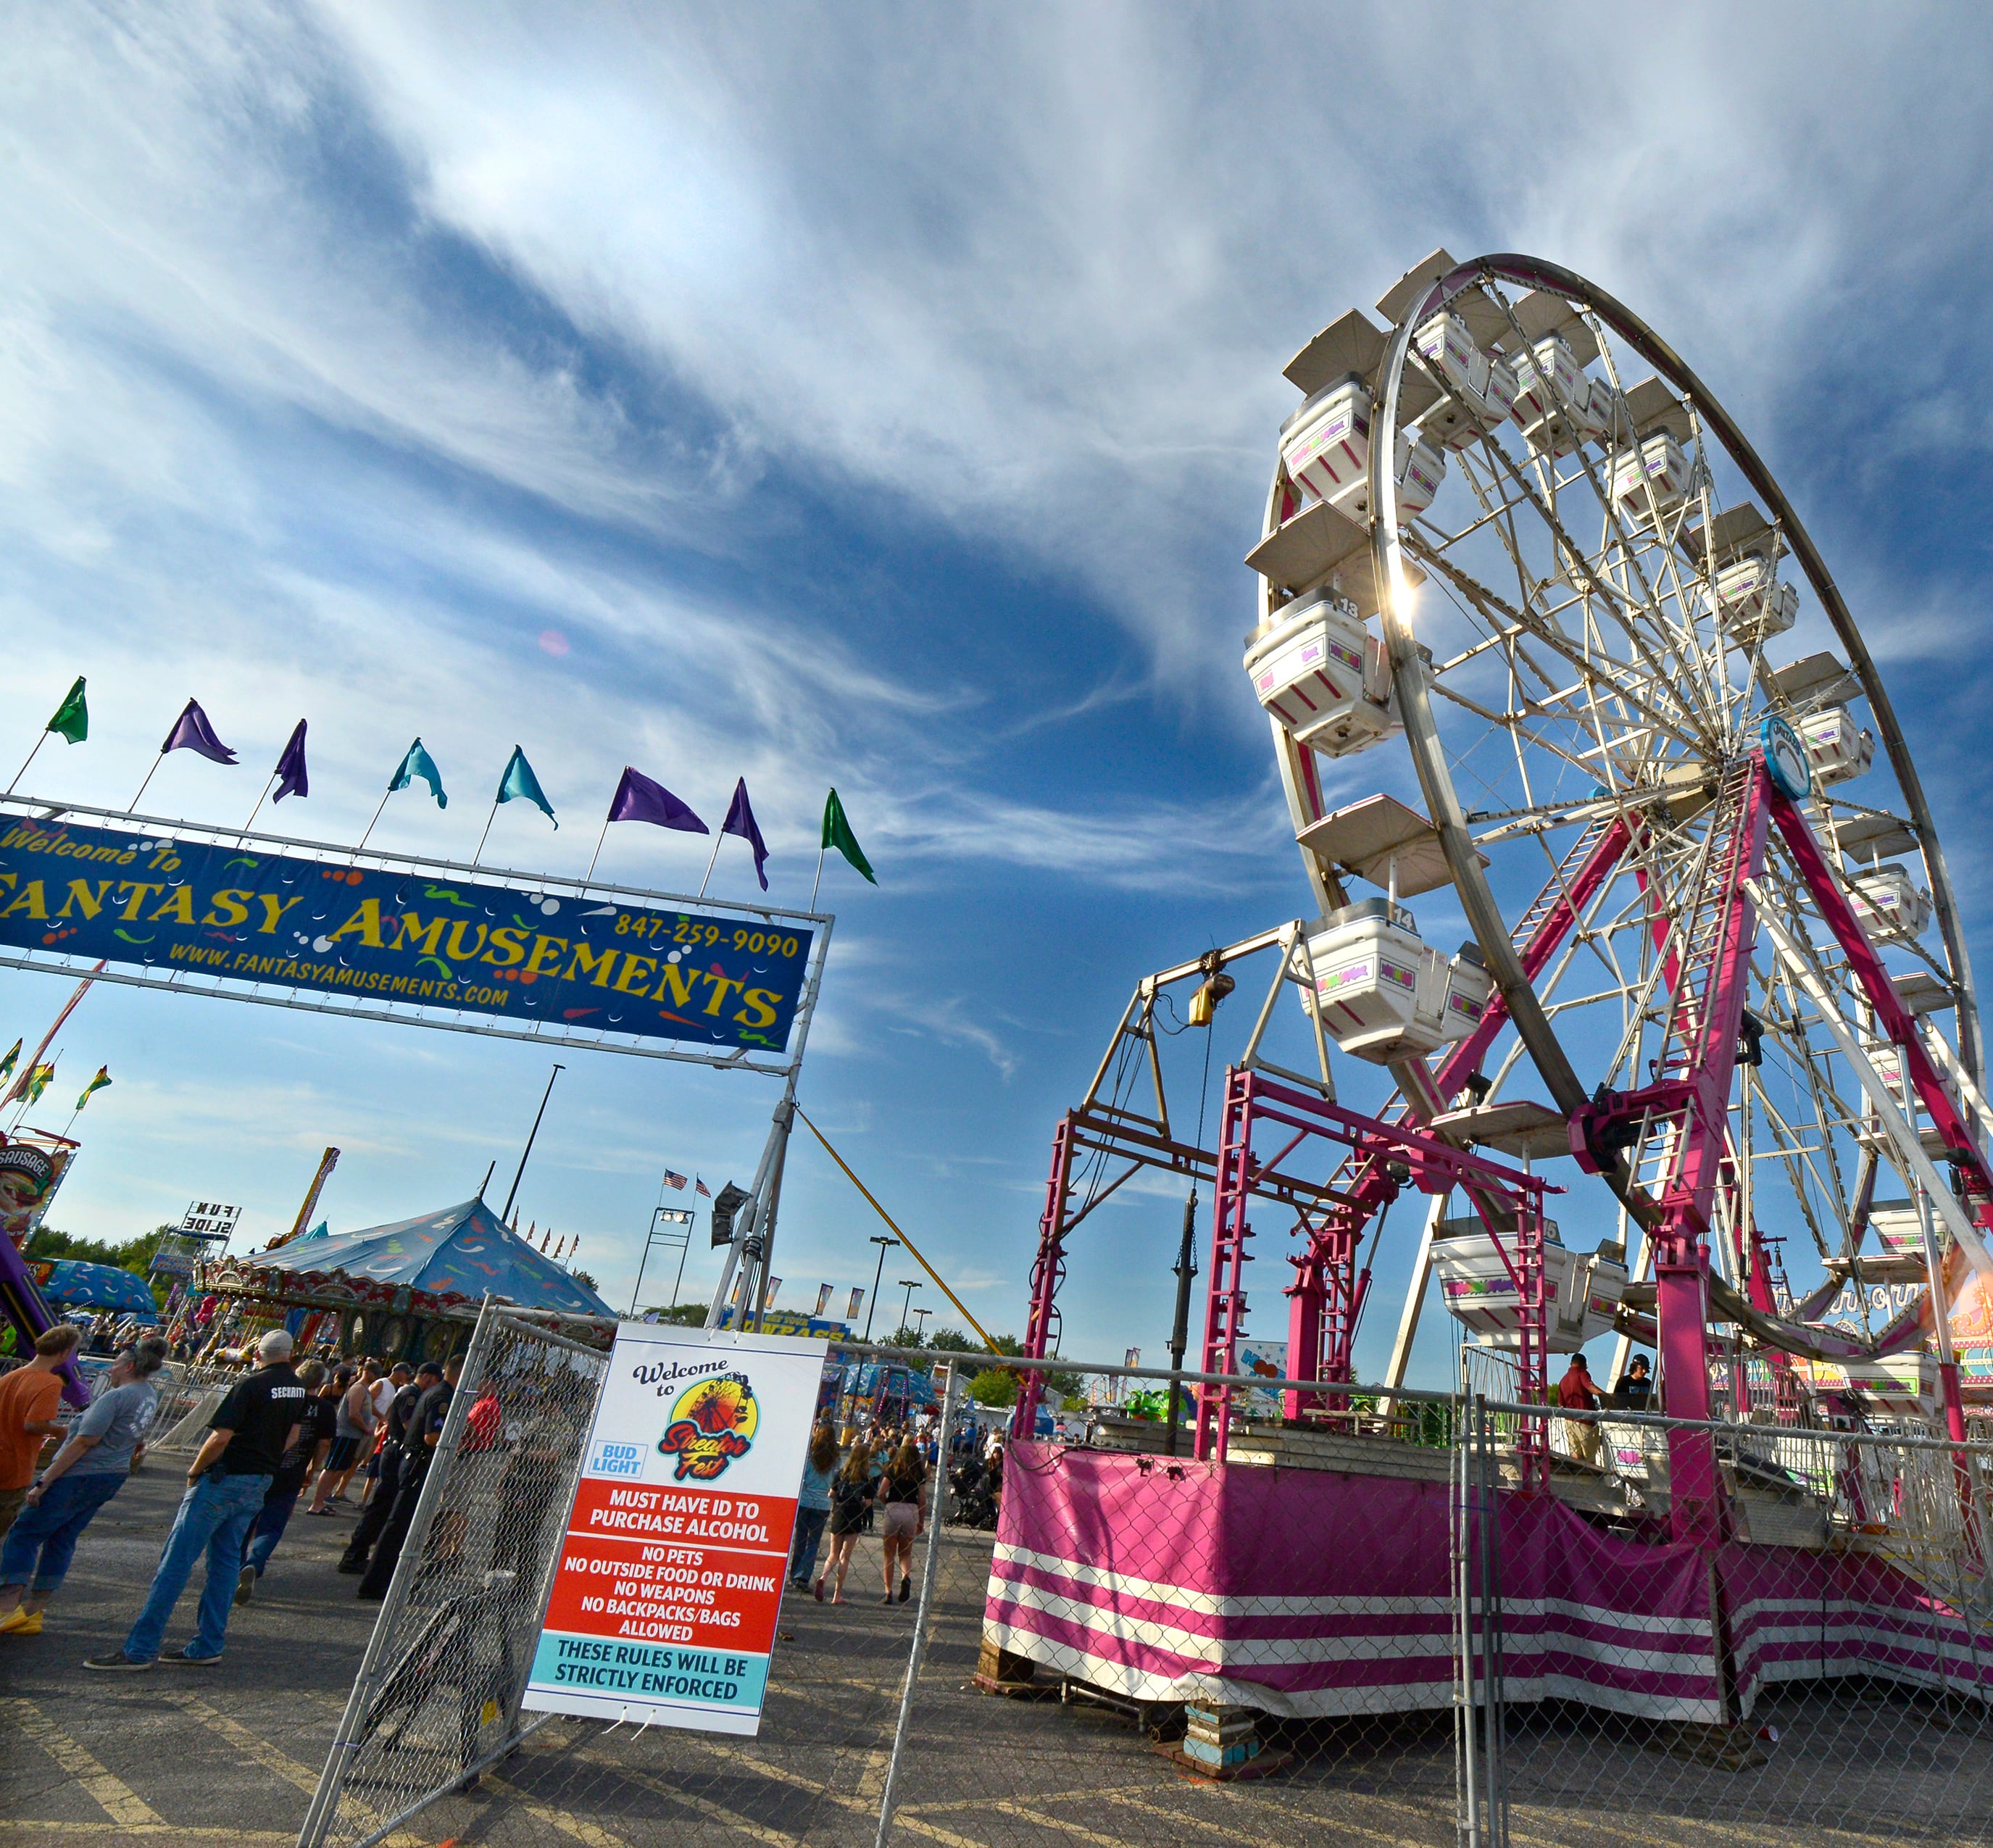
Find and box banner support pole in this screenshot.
[3,733,46,799]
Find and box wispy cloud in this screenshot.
[11,1,1993,1371]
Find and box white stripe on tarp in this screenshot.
[986,1577,1712,1677]
[1735,1620,1993,1674]
[989,1542,1712,1639]
[982,1624,1723,1725]
[1744,1652,1993,1703]
[1731,1591,1992,1637]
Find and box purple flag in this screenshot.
[160,699,237,765]
[721,778,769,890]
[272,720,309,802]
[608,766,707,834]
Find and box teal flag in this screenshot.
[388,738,448,809]
[496,746,557,828]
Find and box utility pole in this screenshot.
[862,1236,897,1340]
[1164,1187,1198,1457]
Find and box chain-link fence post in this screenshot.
[494,1312,609,1746]
[874,1360,962,1847]
[298,1297,507,1847]
[1453,1391,1481,1847]
[1478,1392,1507,1848]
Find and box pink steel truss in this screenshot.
[1769,783,1993,1454]
[1013,818,1636,1445]
[1571,754,1771,1544]
[1281,811,1635,1415]
[1196,1069,1552,1475]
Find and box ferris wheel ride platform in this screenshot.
[978,1440,1993,1726]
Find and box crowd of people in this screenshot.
[0,1318,1014,1666]
[783,1413,997,1605]
[0,1318,478,1667]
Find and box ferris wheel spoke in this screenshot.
[1410,537,1700,758]
[1469,426,1717,744]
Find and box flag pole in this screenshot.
[3,963,101,1107]
[127,754,165,815]
[354,788,394,858]
[471,796,500,868]
[583,811,612,888]
[243,772,278,835]
[809,842,827,912]
[696,829,725,901]
[7,1048,57,1135]
[3,733,46,799]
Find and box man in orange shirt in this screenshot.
[0,1325,81,1539]
[1555,1352,1604,1466]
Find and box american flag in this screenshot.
[695,1177,712,1199]
[662,1170,688,1191]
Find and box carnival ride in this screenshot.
[190,1196,615,1364]
[1011,249,1993,1546]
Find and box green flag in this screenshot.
[24,1062,54,1105]
[0,1041,18,1084]
[821,788,876,884]
[496,746,557,828]
[46,676,88,744]
[75,1065,111,1110]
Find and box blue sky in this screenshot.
[7,4,1993,1387]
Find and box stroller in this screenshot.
[949,1457,1001,1531]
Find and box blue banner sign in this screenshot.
[0,813,812,1056]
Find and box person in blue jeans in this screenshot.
[85,1328,307,1670]
[0,1334,169,1638]
[234,1360,335,1604]
[789,1421,839,1589]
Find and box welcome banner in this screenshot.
[0,812,813,1058]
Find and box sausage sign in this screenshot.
[523,1323,828,1735]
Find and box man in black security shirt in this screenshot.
[341,1360,441,1577]
[86,1330,307,1670]
[236,1359,337,1605]
[357,1352,462,1600]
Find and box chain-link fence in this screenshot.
[145,1359,241,1449]
[291,1328,1993,1848]
[297,1304,608,1848]
[1465,1396,1993,1847]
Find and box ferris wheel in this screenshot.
[1247,250,1993,1475]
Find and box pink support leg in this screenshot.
[1013,1114,1075,1440]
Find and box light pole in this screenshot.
[896,1278,922,1341]
[862,1236,898,1341]
[629,1207,694,1318]
[911,1306,932,1341]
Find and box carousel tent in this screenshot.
[271,1198,612,1318]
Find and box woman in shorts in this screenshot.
[874,1437,927,1605]
[816,1441,872,1604]
[309,1363,375,1512]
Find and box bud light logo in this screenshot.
[591,1439,646,1478]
